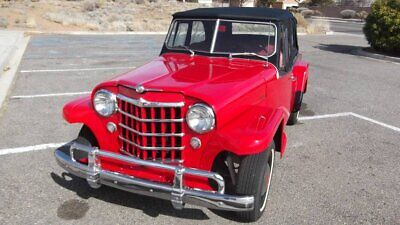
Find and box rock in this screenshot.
[26,17,37,28]
[0,17,8,28]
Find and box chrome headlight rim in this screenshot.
[186,103,215,134]
[93,89,117,117]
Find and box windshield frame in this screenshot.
[164,18,278,59]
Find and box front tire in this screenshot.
[235,142,275,222]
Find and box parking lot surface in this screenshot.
[0,33,399,225]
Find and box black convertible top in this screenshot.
[173,7,294,22]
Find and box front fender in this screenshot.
[199,106,287,170]
[63,95,119,152]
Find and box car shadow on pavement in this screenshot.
[50,172,210,220]
[314,44,362,56]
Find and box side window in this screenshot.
[190,21,205,44]
[167,22,188,47]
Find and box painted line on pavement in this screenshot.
[299,112,400,133]
[299,112,352,121]
[0,142,66,156]
[11,91,91,99]
[350,112,400,133]
[1,112,399,156]
[20,66,136,73]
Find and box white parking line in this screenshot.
[0,142,66,156]
[20,66,136,73]
[299,112,400,133]
[350,112,400,133]
[299,112,351,121]
[0,112,399,156]
[11,91,91,99]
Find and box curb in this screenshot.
[0,34,22,73]
[354,48,400,64]
[0,34,31,113]
[26,30,168,36]
[311,16,365,23]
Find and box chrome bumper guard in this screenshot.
[54,141,254,211]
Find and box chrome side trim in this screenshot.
[119,136,185,151]
[210,19,220,53]
[117,94,184,108]
[119,123,184,137]
[119,109,184,123]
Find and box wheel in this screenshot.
[287,111,299,125]
[235,142,275,222]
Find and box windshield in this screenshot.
[165,19,277,59]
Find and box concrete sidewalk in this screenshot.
[0,31,24,71]
[0,31,30,112]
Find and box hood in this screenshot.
[99,53,278,126]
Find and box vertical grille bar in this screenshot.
[117,94,184,162]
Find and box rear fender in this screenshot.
[293,60,309,93]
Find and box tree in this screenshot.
[256,0,277,7]
[230,0,249,6]
[363,0,400,53]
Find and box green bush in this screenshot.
[363,0,400,53]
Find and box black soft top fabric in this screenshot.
[173,7,294,22]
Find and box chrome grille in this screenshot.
[117,94,185,162]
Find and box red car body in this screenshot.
[63,53,309,190]
[55,7,310,221]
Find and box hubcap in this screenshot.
[260,149,274,212]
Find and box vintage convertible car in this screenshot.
[55,7,309,222]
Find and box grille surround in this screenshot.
[117,93,185,163]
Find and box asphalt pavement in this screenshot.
[0,32,399,225]
[309,18,365,35]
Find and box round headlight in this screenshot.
[93,89,117,117]
[186,103,215,134]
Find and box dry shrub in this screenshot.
[0,16,8,28]
[293,13,309,28]
[356,10,368,19]
[313,10,323,16]
[307,20,330,34]
[297,7,309,12]
[135,0,146,4]
[301,9,314,18]
[83,0,95,11]
[340,9,356,19]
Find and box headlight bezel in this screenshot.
[93,89,117,117]
[186,103,216,134]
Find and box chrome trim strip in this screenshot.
[119,109,184,123]
[210,19,220,53]
[119,136,185,151]
[117,94,184,108]
[119,123,184,137]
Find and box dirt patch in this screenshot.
[57,199,89,220]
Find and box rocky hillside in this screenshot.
[0,0,203,32]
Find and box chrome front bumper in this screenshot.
[54,141,254,211]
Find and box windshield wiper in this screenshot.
[229,52,268,61]
[177,45,195,57]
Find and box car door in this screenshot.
[265,24,295,118]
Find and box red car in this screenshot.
[55,7,309,222]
